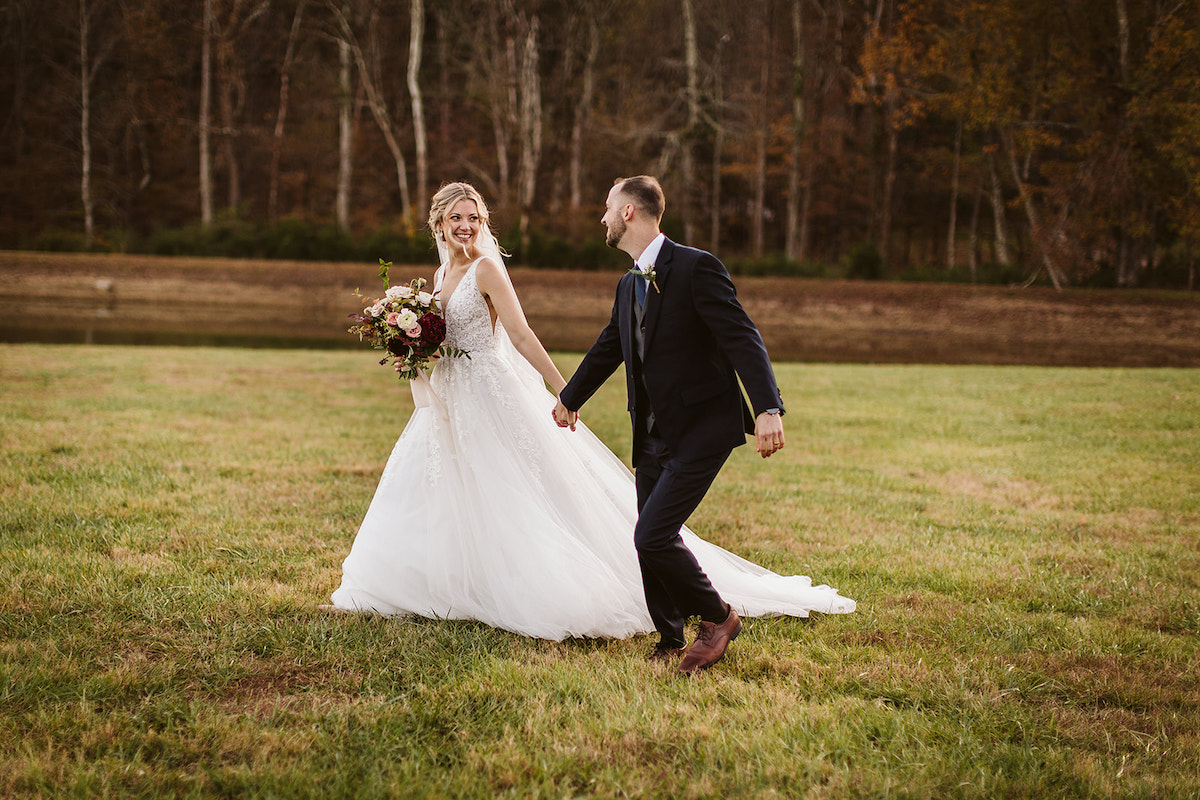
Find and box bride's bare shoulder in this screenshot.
[474,256,507,283]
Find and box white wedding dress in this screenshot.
[330,258,855,639]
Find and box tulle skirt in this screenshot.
[331,351,854,640]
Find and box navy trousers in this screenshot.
[633,432,730,647]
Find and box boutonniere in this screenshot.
[628,265,660,293]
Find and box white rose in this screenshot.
[416,291,434,307]
[367,302,385,317]
[385,285,413,300]
[396,309,418,330]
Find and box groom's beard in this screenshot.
[605,218,626,249]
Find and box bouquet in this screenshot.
[348,259,468,380]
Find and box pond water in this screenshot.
[0,325,354,350]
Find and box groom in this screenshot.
[553,175,786,674]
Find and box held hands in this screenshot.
[552,398,578,431]
[754,412,785,458]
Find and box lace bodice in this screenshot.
[440,259,498,357]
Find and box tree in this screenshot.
[335,9,353,230]
[78,0,121,248]
[515,9,541,247]
[680,0,700,244]
[407,0,427,216]
[330,0,413,223]
[568,10,599,214]
[2,0,1196,289]
[268,0,306,222]
[200,0,212,225]
[784,0,804,261]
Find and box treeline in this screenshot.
[1,0,1197,288]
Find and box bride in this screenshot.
[327,182,854,643]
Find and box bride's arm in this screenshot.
[474,257,568,394]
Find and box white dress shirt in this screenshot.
[634,233,666,274]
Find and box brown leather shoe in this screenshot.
[648,644,686,662]
[678,605,742,674]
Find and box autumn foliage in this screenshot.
[1,0,1196,288]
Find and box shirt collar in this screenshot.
[634,233,666,273]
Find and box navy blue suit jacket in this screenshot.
[560,238,784,463]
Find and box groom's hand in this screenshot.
[754,412,785,458]
[553,398,578,431]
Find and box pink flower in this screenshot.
[406,323,422,338]
[386,312,400,326]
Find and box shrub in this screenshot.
[29,228,91,252]
[845,241,884,280]
[727,253,828,278]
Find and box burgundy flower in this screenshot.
[417,312,446,346]
[348,273,464,380]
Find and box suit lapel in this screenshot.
[641,237,673,349]
[621,272,638,365]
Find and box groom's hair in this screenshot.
[614,175,665,222]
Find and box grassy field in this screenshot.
[1,343,1198,798]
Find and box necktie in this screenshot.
[635,267,647,307]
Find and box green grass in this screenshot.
[1,343,1198,798]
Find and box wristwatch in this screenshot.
[764,408,781,415]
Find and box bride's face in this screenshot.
[442,199,482,255]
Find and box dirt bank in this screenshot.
[3,251,1198,367]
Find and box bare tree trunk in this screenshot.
[1117,231,1131,286]
[210,1,266,216]
[517,15,541,248]
[752,11,770,258]
[331,3,411,220]
[710,126,724,251]
[785,0,804,261]
[79,0,94,248]
[436,11,450,158]
[987,149,1010,267]
[336,34,352,230]
[494,24,517,208]
[569,14,599,213]
[709,39,726,252]
[200,0,213,226]
[798,159,815,262]
[680,0,699,244]
[1003,128,1065,288]
[269,0,305,222]
[946,119,961,269]
[408,0,427,216]
[879,103,897,265]
[866,0,895,264]
[968,179,982,280]
[218,44,240,211]
[1189,242,1195,292]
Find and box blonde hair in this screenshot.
[428,182,492,237]
[427,181,510,263]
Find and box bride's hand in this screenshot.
[552,398,578,431]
